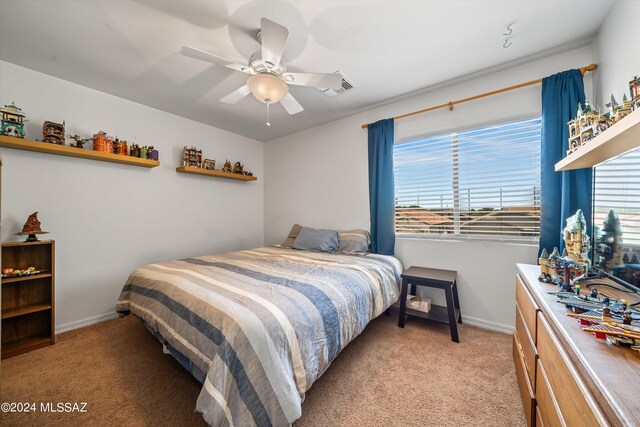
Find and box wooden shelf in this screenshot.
[2,335,52,359]
[2,273,51,284]
[0,135,160,168]
[2,304,52,319]
[176,165,257,181]
[556,108,640,171]
[2,240,55,358]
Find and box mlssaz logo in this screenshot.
[40,402,88,413]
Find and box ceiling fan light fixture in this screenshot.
[246,73,288,104]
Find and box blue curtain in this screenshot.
[368,118,395,255]
[539,69,592,254]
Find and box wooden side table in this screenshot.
[398,266,462,342]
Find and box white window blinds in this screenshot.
[394,117,541,241]
[594,147,640,248]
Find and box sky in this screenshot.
[394,117,542,211]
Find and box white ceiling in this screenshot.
[0,0,614,141]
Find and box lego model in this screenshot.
[566,75,640,156]
[222,159,232,173]
[202,159,216,170]
[595,210,623,271]
[42,121,65,144]
[0,102,27,138]
[563,209,590,266]
[183,146,202,167]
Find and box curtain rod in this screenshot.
[361,63,597,129]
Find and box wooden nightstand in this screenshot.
[398,266,462,342]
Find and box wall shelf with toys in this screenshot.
[176,166,257,181]
[556,76,640,171]
[556,107,640,171]
[177,146,256,181]
[0,135,160,168]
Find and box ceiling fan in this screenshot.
[181,18,344,126]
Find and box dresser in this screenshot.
[514,264,640,427]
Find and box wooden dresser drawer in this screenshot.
[535,407,545,427]
[516,274,539,343]
[514,332,536,427]
[536,359,565,427]
[516,302,537,386]
[536,315,606,426]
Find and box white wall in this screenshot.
[592,0,640,108]
[0,61,264,332]
[264,46,594,332]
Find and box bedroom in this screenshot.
[1,0,639,426]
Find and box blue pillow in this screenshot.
[292,227,339,253]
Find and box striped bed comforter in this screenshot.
[116,246,402,426]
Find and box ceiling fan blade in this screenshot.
[280,92,304,115]
[283,72,343,90]
[181,46,253,74]
[220,85,252,104]
[260,18,289,70]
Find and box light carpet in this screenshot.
[1,312,524,426]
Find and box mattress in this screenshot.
[116,246,402,426]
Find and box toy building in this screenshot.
[567,101,610,155]
[606,94,633,123]
[93,131,114,153]
[0,102,27,138]
[538,248,550,274]
[595,209,623,271]
[183,146,202,167]
[42,120,65,144]
[630,76,640,110]
[563,209,590,266]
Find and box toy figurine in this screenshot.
[69,134,90,149]
[202,159,216,170]
[222,159,232,173]
[148,146,159,161]
[42,121,65,144]
[232,161,244,174]
[15,212,49,242]
[0,102,27,138]
[116,139,128,155]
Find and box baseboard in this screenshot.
[56,311,119,334]
[461,315,514,334]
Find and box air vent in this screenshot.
[320,72,355,98]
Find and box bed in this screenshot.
[116,246,402,426]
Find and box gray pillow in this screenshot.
[338,229,371,255]
[292,227,339,253]
[281,224,303,248]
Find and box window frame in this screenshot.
[394,115,542,245]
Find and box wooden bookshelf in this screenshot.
[0,135,160,168]
[1,240,55,358]
[555,108,640,171]
[176,165,257,181]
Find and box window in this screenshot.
[594,147,640,248]
[393,117,541,241]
